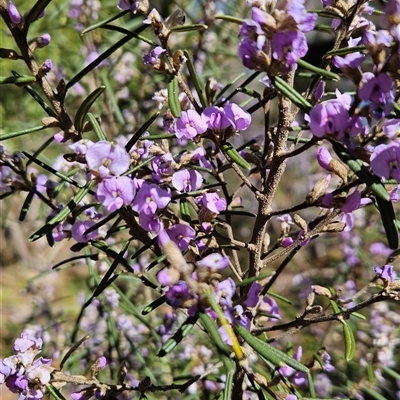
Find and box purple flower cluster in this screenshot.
[174,103,251,141]
[308,90,364,140]
[238,1,316,72]
[157,229,280,344]
[0,332,54,400]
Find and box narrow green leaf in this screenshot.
[331,141,398,249]
[130,237,158,260]
[267,291,291,304]
[83,241,130,308]
[100,24,156,46]
[125,111,160,152]
[22,151,83,188]
[167,76,181,118]
[214,72,246,103]
[222,143,251,169]
[24,0,53,27]
[272,76,312,112]
[86,112,107,141]
[80,10,130,34]
[46,384,68,400]
[19,189,36,221]
[74,86,105,133]
[297,59,340,81]
[236,87,261,99]
[100,70,125,125]
[0,76,36,84]
[214,14,244,24]
[158,315,199,357]
[235,325,309,373]
[219,71,261,105]
[375,194,399,249]
[329,299,341,314]
[142,295,166,315]
[59,335,89,370]
[29,180,96,241]
[332,141,389,201]
[198,312,231,356]
[341,320,356,361]
[235,272,275,287]
[12,71,57,118]
[326,45,366,56]
[361,387,388,400]
[204,288,244,359]
[350,312,366,320]
[139,133,175,140]
[180,198,192,223]
[221,353,236,400]
[0,125,46,141]
[382,366,400,380]
[183,50,207,108]
[145,254,167,271]
[170,24,208,33]
[66,24,147,91]
[220,209,256,217]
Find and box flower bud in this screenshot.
[311,285,332,298]
[8,1,21,24]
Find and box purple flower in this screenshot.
[192,147,212,169]
[0,360,11,383]
[381,0,400,40]
[243,283,262,308]
[309,100,350,139]
[238,37,265,70]
[71,220,98,243]
[196,253,230,271]
[95,356,107,370]
[175,110,208,140]
[139,212,162,232]
[200,192,226,214]
[213,278,236,308]
[259,296,280,320]
[321,351,335,372]
[224,103,251,131]
[171,169,203,192]
[85,140,130,178]
[364,29,392,49]
[118,0,140,12]
[279,346,306,385]
[26,359,51,385]
[370,141,400,181]
[36,33,51,48]
[7,1,21,24]
[359,72,394,119]
[383,119,400,139]
[374,264,395,282]
[143,46,166,66]
[201,107,231,130]
[272,31,308,71]
[42,59,52,73]
[157,267,180,286]
[132,182,171,215]
[14,333,42,353]
[152,153,174,181]
[96,176,136,211]
[165,281,192,308]
[166,224,196,251]
[286,0,317,32]
[317,147,333,171]
[341,189,361,213]
[333,53,365,70]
